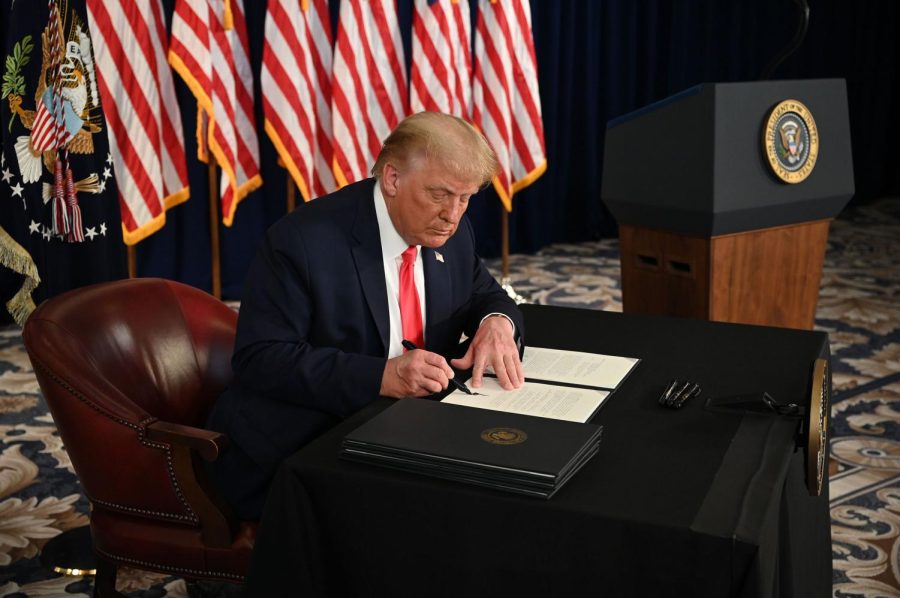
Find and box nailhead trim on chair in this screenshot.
[135,416,199,524]
[30,356,200,525]
[95,547,246,582]
[90,499,197,523]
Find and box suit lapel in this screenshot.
[423,247,451,352]
[351,184,389,354]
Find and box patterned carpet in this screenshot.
[1,198,898,597]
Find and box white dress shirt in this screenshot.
[373,183,516,360]
[374,184,427,358]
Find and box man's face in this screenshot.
[380,158,480,248]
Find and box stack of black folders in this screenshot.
[340,399,603,499]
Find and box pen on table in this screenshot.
[667,381,693,407]
[662,380,690,407]
[659,379,680,405]
[675,383,700,409]
[401,339,475,395]
[674,383,701,408]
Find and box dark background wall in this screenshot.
[143,0,900,299]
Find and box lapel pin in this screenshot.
[435,251,444,263]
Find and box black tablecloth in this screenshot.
[244,306,831,597]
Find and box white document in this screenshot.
[520,346,638,389]
[442,377,610,423]
[442,346,639,423]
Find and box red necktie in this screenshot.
[399,245,424,350]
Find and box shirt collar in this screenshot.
[374,182,417,260]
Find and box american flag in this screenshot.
[262,0,335,201]
[473,0,546,211]
[410,0,472,119]
[85,0,190,244]
[331,0,408,187]
[169,0,261,226]
[28,93,78,159]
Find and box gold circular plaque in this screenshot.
[763,99,819,184]
[807,358,830,496]
[481,427,528,445]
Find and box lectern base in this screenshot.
[619,219,831,330]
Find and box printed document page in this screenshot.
[442,377,610,423]
[520,346,638,389]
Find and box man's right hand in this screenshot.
[380,349,455,398]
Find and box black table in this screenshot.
[245,305,831,597]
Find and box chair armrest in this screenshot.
[145,420,237,547]
[146,421,228,462]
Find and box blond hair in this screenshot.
[371,111,498,187]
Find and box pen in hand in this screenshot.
[401,339,478,396]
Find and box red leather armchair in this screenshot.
[22,278,255,596]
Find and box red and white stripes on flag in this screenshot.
[28,92,75,155]
[169,0,261,226]
[262,0,336,201]
[473,0,546,211]
[410,0,472,119]
[85,0,190,245]
[332,0,408,187]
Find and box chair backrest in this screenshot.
[23,278,237,522]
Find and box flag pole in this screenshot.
[127,246,137,279]
[286,172,296,213]
[208,156,221,299]
[499,208,527,304]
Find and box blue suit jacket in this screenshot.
[209,179,524,475]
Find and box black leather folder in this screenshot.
[341,399,602,498]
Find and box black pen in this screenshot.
[669,381,692,407]
[674,383,701,409]
[659,379,680,405]
[401,339,475,395]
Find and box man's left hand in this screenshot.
[450,315,523,390]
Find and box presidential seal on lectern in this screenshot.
[763,99,819,184]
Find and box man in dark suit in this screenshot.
[208,112,524,518]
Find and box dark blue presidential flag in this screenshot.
[1,0,125,325]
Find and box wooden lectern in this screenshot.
[602,79,855,329]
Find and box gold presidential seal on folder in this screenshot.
[807,358,830,496]
[481,427,528,445]
[763,99,819,184]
